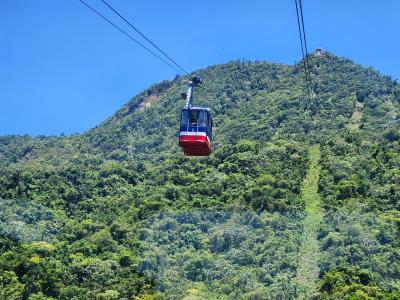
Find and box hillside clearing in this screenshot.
[296,144,323,299]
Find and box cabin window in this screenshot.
[198,111,207,127]
[180,111,188,127]
[189,111,197,126]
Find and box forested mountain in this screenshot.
[0,52,399,299]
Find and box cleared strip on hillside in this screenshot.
[296,144,323,299]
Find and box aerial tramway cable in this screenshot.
[99,0,189,75]
[298,0,311,76]
[78,0,186,75]
[294,0,313,102]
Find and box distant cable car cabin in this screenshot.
[178,76,213,156]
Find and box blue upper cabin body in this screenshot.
[180,106,213,138]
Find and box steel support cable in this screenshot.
[99,0,189,75]
[294,0,312,101]
[295,0,308,74]
[296,0,312,89]
[79,0,184,75]
[298,0,313,89]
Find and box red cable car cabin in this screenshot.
[179,107,212,156]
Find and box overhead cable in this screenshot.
[298,0,312,82]
[99,0,189,75]
[79,0,184,75]
[294,0,313,101]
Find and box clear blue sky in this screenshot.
[1,0,399,135]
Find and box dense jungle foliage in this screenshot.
[0,52,399,299]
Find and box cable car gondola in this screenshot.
[179,76,212,156]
